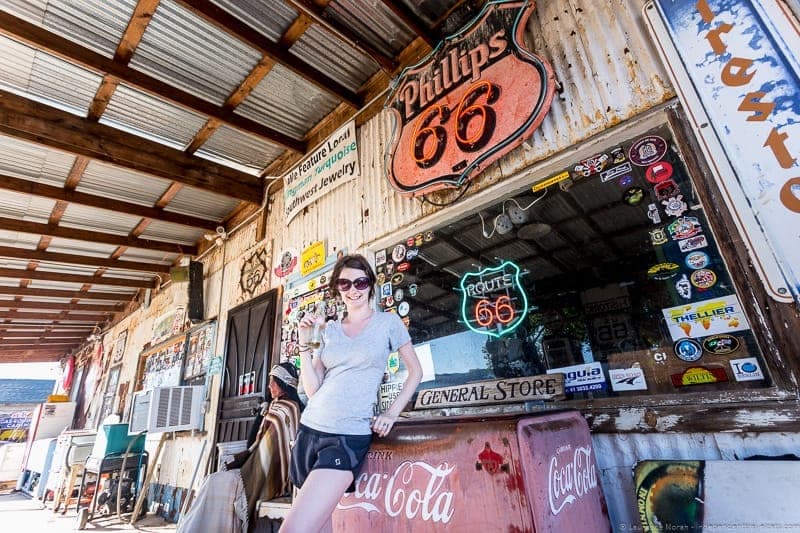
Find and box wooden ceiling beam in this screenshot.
[0,300,123,313]
[0,214,196,255]
[0,341,80,349]
[0,245,171,274]
[0,311,109,321]
[0,331,88,339]
[0,287,135,301]
[172,0,361,109]
[285,0,398,72]
[0,267,157,289]
[0,90,263,203]
[0,11,304,153]
[0,351,66,362]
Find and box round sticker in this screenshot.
[628,135,667,166]
[397,261,410,272]
[406,236,415,247]
[619,175,634,187]
[645,161,673,183]
[384,295,395,308]
[685,251,710,270]
[392,244,406,263]
[674,338,703,362]
[391,273,404,286]
[623,187,646,205]
[647,262,680,280]
[702,334,740,355]
[376,272,386,285]
[690,268,717,289]
[394,288,404,302]
[398,301,410,317]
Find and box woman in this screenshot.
[178,363,302,533]
[281,254,422,533]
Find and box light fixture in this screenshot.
[495,213,514,235]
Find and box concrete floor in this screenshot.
[0,491,176,532]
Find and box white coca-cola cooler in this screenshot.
[333,410,610,532]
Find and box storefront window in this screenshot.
[376,125,769,403]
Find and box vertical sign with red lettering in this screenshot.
[384,0,555,196]
[649,0,800,304]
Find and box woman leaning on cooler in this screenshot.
[281,253,422,533]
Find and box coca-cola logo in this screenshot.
[548,445,598,515]
[338,460,456,524]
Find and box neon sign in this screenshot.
[460,261,528,337]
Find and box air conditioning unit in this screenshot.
[128,386,204,434]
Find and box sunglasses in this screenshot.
[336,276,371,291]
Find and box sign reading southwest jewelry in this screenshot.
[283,120,359,222]
[651,0,800,303]
[384,0,555,195]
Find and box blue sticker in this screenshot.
[674,338,703,362]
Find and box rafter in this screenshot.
[0,215,196,255]
[0,287,135,301]
[0,300,123,313]
[0,11,304,152]
[0,331,89,339]
[0,311,109,322]
[172,0,361,109]
[0,245,171,274]
[0,351,67,362]
[0,90,263,203]
[0,267,157,289]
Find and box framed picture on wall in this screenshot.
[98,365,121,424]
[152,306,186,346]
[111,331,128,364]
[183,321,216,381]
[140,336,187,390]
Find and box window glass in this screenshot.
[377,125,769,403]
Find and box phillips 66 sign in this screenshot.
[384,0,556,196]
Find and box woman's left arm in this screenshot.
[372,341,422,437]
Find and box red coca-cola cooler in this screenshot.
[333,410,610,532]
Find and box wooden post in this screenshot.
[131,433,167,525]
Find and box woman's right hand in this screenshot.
[297,312,322,346]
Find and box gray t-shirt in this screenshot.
[300,311,411,435]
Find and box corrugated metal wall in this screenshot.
[269,0,674,254]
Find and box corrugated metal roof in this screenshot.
[0,0,136,58]
[138,220,205,246]
[45,237,118,257]
[235,63,340,140]
[0,135,75,187]
[211,0,298,43]
[59,203,140,236]
[117,248,178,265]
[0,34,101,116]
[0,190,57,223]
[327,0,416,56]
[194,124,284,176]
[129,0,262,106]
[0,229,38,249]
[290,24,379,93]
[165,185,243,222]
[77,160,172,206]
[0,257,27,269]
[99,83,208,150]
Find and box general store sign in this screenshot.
[414,373,564,409]
[283,120,359,222]
[384,0,555,195]
[649,0,800,304]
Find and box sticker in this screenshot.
[385,307,398,314]
[377,272,386,285]
[678,235,708,252]
[406,236,415,247]
[406,248,419,261]
[662,295,750,341]
[730,357,765,382]
[392,244,407,263]
[398,301,410,317]
[623,187,646,205]
[645,161,674,184]
[273,248,299,278]
[384,296,395,307]
[654,179,680,201]
[702,334,740,355]
[671,366,728,387]
[619,175,634,187]
[397,261,411,272]
[647,203,661,224]
[610,146,626,164]
[381,282,392,298]
[662,195,687,217]
[600,161,632,182]
[391,273,404,285]
[668,216,702,240]
[401,316,411,328]
[574,153,610,177]
[533,171,571,192]
[375,249,387,267]
[673,338,703,362]
[628,135,667,166]
[649,228,669,246]
[415,233,425,246]
[647,262,680,280]
[385,262,395,275]
[393,288,404,302]
[675,274,692,299]
[547,361,607,393]
[609,367,649,391]
[408,283,418,297]
[685,251,710,270]
[690,268,717,290]
[424,231,434,242]
[387,352,400,374]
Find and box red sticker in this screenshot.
[645,161,673,184]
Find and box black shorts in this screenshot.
[290,424,372,494]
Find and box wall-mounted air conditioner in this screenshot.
[128,385,204,434]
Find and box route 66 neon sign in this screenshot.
[460,261,528,338]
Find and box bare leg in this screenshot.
[281,469,352,533]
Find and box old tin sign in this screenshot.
[384,0,555,195]
[647,0,800,304]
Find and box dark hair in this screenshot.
[271,362,304,412]
[329,253,376,300]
